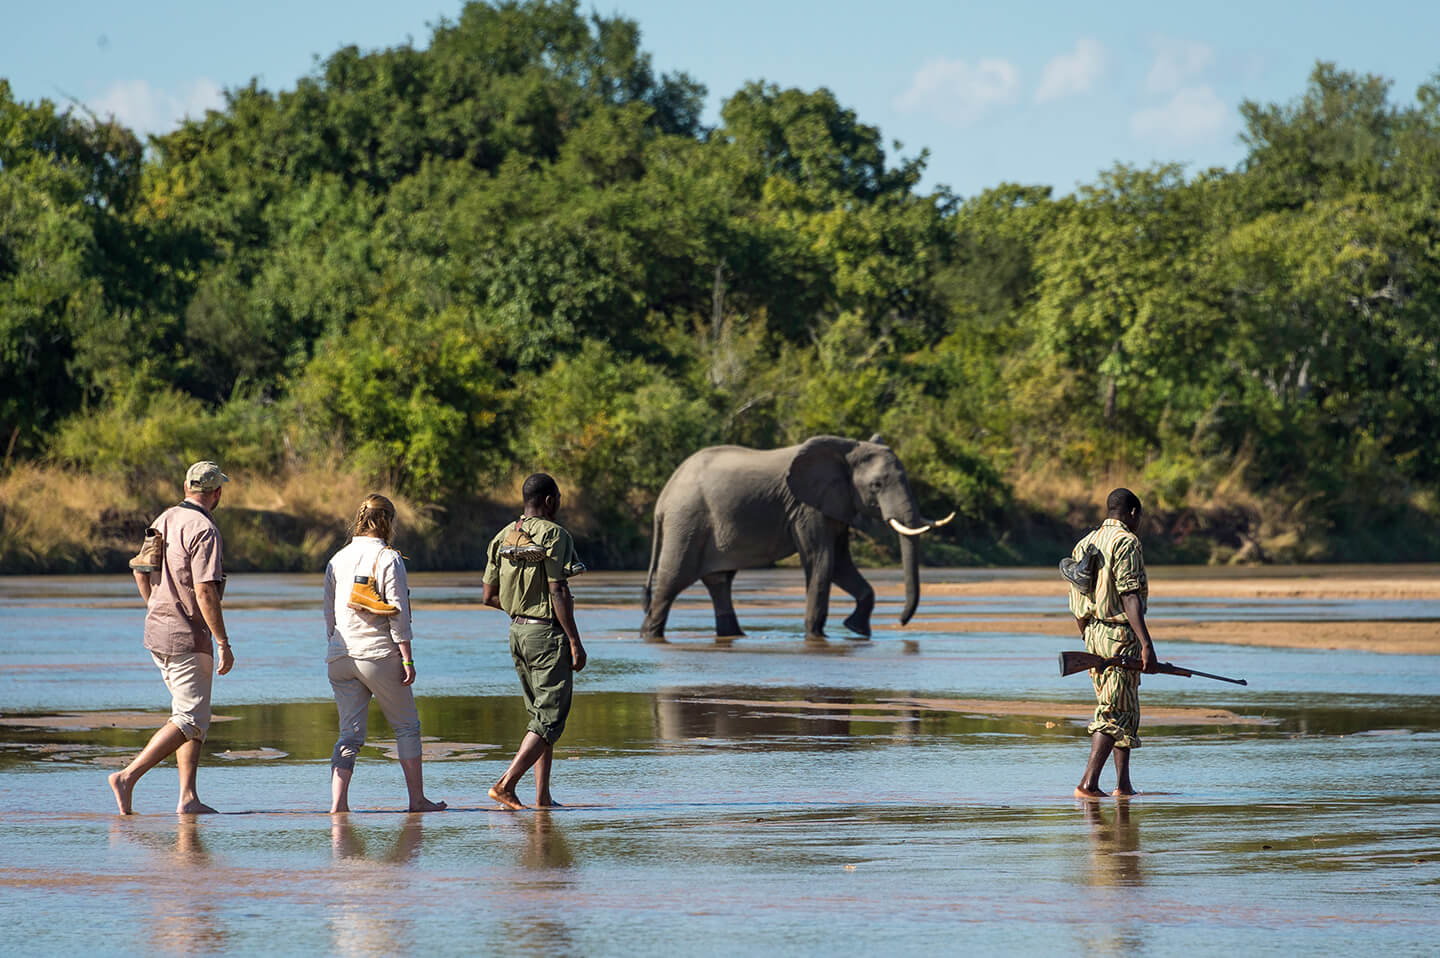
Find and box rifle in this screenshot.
[1059,650,1247,686]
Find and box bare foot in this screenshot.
[1112,787,1138,797]
[330,803,350,813]
[536,796,563,808]
[177,798,218,814]
[108,771,134,815]
[409,798,448,812]
[1074,786,1107,799]
[489,785,525,810]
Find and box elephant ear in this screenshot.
[786,436,860,524]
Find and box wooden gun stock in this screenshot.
[1058,650,1247,686]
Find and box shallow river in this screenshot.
[1,568,1437,956]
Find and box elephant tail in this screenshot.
[643,506,663,614]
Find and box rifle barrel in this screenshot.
[1059,651,1247,685]
[1169,665,1247,686]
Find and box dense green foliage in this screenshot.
[4,2,1440,562]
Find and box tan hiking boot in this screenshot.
[128,529,164,574]
[347,576,400,616]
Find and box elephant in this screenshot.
[640,435,953,641]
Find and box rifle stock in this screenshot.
[1058,650,1247,686]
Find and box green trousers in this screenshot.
[509,621,573,744]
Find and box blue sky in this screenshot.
[5,0,1440,198]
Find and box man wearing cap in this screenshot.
[108,461,236,815]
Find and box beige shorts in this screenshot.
[150,651,214,742]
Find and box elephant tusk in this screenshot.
[888,518,932,536]
[932,511,956,528]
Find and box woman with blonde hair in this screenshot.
[323,494,445,813]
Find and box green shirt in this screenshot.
[1067,517,1148,624]
[483,515,583,619]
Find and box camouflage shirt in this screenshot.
[483,515,583,619]
[1067,518,1147,625]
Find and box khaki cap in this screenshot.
[185,461,230,492]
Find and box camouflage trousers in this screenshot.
[1083,620,1142,749]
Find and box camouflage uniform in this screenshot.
[1068,518,1149,749]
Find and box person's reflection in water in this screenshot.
[329,813,427,865]
[326,814,426,956]
[489,812,578,954]
[109,818,231,954]
[1082,800,1142,886]
[1078,801,1146,955]
[522,810,575,871]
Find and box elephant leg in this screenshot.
[833,535,875,639]
[795,533,833,641]
[641,576,690,642]
[701,570,743,637]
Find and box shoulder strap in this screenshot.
[354,544,388,590]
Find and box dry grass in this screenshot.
[0,462,433,573]
[0,465,145,571]
[230,465,434,539]
[1010,465,1153,530]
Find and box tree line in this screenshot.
[4,0,1440,565]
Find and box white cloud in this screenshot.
[895,56,1020,127]
[1146,40,1214,94]
[90,78,224,136]
[1130,86,1228,143]
[1034,37,1105,103]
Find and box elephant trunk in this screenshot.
[878,485,949,627]
[898,529,920,626]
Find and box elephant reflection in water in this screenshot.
[641,436,952,641]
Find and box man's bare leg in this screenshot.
[399,756,447,812]
[108,722,189,815]
[331,765,353,813]
[535,742,561,807]
[175,737,217,814]
[489,732,548,810]
[1111,745,1137,796]
[1075,731,1114,799]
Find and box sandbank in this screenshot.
[922,576,1440,600]
[0,711,239,731]
[898,616,1440,655]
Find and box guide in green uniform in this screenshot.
[482,473,588,809]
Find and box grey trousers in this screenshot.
[328,653,422,769]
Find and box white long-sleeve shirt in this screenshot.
[324,536,413,663]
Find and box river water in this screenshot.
[1,568,1437,955]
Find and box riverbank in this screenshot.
[5,462,1440,574]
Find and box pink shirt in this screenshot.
[142,501,225,656]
